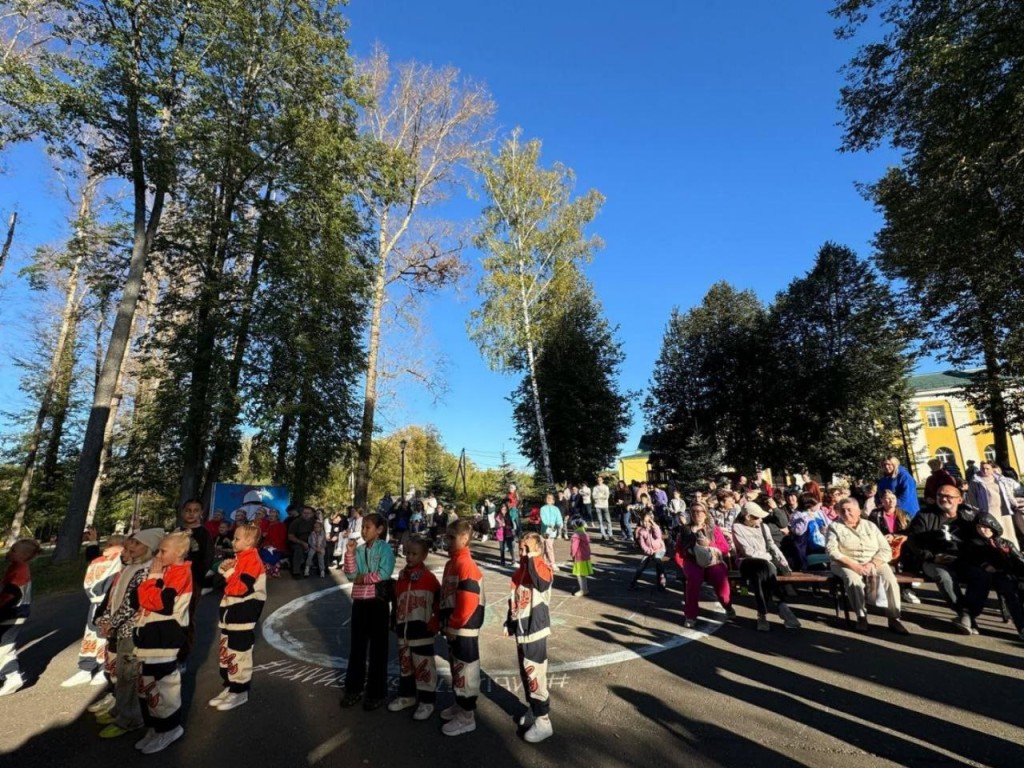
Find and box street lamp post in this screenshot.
[400,439,408,500]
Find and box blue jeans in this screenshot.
[594,507,612,538]
[618,508,633,540]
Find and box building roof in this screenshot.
[908,370,980,393]
[619,450,651,461]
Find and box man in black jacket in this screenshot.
[287,506,316,577]
[907,484,973,634]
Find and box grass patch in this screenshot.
[25,551,87,597]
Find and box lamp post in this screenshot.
[400,439,408,500]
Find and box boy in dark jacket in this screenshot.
[960,513,1024,639]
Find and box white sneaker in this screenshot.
[90,671,107,686]
[901,589,921,604]
[208,688,232,707]
[412,703,435,721]
[441,709,476,736]
[140,725,184,754]
[387,696,417,712]
[88,693,116,713]
[439,703,462,721]
[524,714,553,743]
[683,618,697,629]
[216,691,248,711]
[61,670,94,688]
[0,673,25,696]
[134,728,157,750]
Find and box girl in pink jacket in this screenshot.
[630,512,667,591]
[569,519,593,597]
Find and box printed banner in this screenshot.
[211,483,292,521]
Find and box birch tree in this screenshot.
[469,130,604,485]
[350,46,494,507]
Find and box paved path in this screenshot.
[2,535,1023,767]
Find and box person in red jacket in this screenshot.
[0,539,41,697]
[259,509,289,578]
[209,523,266,712]
[439,520,485,737]
[132,531,192,754]
[388,537,441,721]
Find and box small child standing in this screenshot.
[340,513,395,711]
[439,520,486,737]
[214,522,234,561]
[0,539,42,697]
[132,531,192,754]
[569,519,593,597]
[304,521,327,577]
[388,537,441,721]
[495,503,515,567]
[505,533,554,743]
[63,534,125,687]
[209,523,266,712]
[539,493,561,569]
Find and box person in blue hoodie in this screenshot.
[875,455,920,517]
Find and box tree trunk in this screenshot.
[353,226,389,508]
[292,380,313,509]
[52,63,170,561]
[40,320,79,491]
[5,175,96,546]
[0,211,16,277]
[518,264,553,486]
[201,185,273,509]
[274,396,295,485]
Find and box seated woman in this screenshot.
[789,493,832,570]
[731,502,801,631]
[869,488,918,603]
[674,501,734,629]
[960,512,1024,639]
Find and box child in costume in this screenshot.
[388,537,440,721]
[209,523,266,711]
[439,520,485,736]
[131,531,192,754]
[505,533,554,743]
[0,539,41,697]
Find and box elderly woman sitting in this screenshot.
[826,498,910,635]
[731,502,801,631]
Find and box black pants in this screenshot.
[740,558,779,616]
[964,567,1024,630]
[345,599,390,700]
[632,554,665,585]
[290,543,307,575]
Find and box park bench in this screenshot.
[726,569,922,628]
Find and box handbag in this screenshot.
[694,544,716,568]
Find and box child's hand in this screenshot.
[502,626,510,638]
[346,539,357,553]
[148,560,165,577]
[219,559,235,573]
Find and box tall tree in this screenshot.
[765,242,915,479]
[643,282,766,475]
[833,0,1024,465]
[510,283,631,482]
[350,47,494,508]
[470,130,604,486]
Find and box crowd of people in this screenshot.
[1,451,1022,753]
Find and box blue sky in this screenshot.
[0,2,901,471]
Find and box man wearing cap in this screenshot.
[826,498,910,634]
[908,484,973,634]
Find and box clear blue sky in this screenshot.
[0,2,900,471]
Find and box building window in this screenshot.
[984,445,997,463]
[925,405,948,428]
[935,447,956,466]
[975,408,992,426]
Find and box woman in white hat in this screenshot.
[732,502,800,632]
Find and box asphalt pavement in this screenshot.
[1,535,1022,768]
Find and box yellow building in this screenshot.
[907,370,1023,479]
[617,450,651,484]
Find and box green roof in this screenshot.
[619,450,651,461]
[908,370,980,393]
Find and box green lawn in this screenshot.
[8,548,89,597]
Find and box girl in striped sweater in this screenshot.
[132,531,192,755]
[340,512,395,711]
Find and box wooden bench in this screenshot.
[727,569,922,627]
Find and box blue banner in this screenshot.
[211,483,291,521]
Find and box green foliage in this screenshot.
[644,246,915,482]
[511,284,632,483]
[833,0,1024,461]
